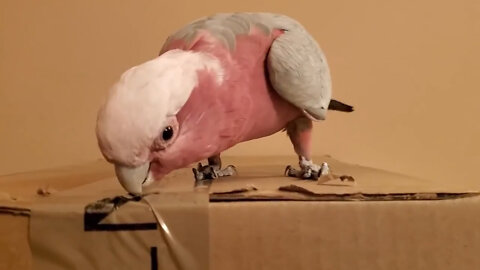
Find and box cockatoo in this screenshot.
[96,12,354,195]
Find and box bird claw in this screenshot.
[285,162,329,181]
[285,161,356,184]
[193,162,237,184]
[215,165,237,177]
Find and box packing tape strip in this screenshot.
[142,195,198,270]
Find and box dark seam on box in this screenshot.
[0,206,31,216]
[210,186,258,195]
[209,185,480,202]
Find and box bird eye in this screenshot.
[162,126,174,141]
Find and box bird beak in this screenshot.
[114,163,153,195]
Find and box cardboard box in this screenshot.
[1,156,480,270]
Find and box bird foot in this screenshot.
[285,158,355,183]
[285,161,330,181]
[192,162,237,183]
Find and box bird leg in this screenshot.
[284,117,330,180]
[192,154,237,182]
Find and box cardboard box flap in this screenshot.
[207,156,480,201]
[0,160,114,218]
[0,159,114,201]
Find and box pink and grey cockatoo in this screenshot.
[96,12,353,195]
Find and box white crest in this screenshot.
[96,49,224,165]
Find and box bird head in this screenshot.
[96,49,223,194]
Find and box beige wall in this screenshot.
[1,0,479,184]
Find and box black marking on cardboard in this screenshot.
[84,195,157,231]
[150,247,158,270]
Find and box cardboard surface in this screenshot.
[1,156,479,269]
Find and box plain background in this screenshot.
[1,0,479,184]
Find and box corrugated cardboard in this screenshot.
[1,156,480,270]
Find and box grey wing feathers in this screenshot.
[266,16,332,121]
[163,13,275,51]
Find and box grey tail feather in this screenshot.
[328,99,354,112]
